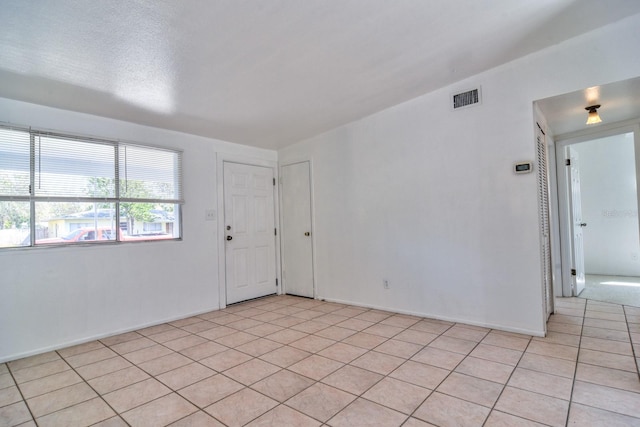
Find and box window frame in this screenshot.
[0,123,184,249]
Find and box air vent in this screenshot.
[452,88,481,110]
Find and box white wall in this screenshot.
[574,133,640,276]
[279,14,640,335]
[0,98,276,362]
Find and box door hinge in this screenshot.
[273,178,276,186]
[275,278,278,287]
[274,228,277,236]
[565,159,571,166]
[571,268,576,276]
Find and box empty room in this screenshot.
[1,1,640,426]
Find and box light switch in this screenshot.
[205,209,216,221]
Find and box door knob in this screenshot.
[580,223,587,227]
[226,236,233,241]
[304,232,310,236]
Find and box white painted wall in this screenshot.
[279,14,640,335]
[0,98,276,362]
[573,133,640,276]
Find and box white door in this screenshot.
[224,162,277,304]
[536,125,554,319]
[568,147,586,296]
[281,161,314,298]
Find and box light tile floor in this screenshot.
[1,295,639,426]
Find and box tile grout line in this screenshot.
[563,298,587,427]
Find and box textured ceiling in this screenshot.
[1,0,640,149]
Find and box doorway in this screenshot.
[555,126,640,305]
[280,161,315,298]
[223,161,278,305]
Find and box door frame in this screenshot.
[217,153,281,309]
[279,158,317,298]
[553,120,640,297]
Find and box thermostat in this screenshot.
[514,161,533,174]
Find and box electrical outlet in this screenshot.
[383,280,390,289]
[205,209,216,221]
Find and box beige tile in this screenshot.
[288,354,343,380]
[317,343,366,364]
[0,386,22,408]
[17,369,83,399]
[354,310,392,323]
[227,318,265,331]
[157,363,216,390]
[286,382,356,422]
[164,335,208,352]
[244,323,284,337]
[205,388,277,427]
[12,360,71,384]
[472,350,527,376]
[64,347,117,368]
[548,314,583,326]
[414,392,490,427]
[495,386,569,427]
[313,313,350,326]
[322,365,383,395]
[410,320,452,335]
[576,363,640,393]
[572,380,640,418]
[8,352,60,372]
[214,331,257,348]
[583,318,628,332]
[122,393,197,427]
[265,329,308,344]
[403,418,436,427]
[443,325,488,342]
[172,316,208,328]
[259,346,311,368]
[336,318,376,331]
[251,369,314,402]
[363,377,431,415]
[179,375,244,408]
[554,307,585,317]
[0,363,6,374]
[585,310,626,322]
[0,401,32,426]
[100,331,144,347]
[75,356,131,380]
[350,351,404,375]
[35,398,115,427]
[482,331,530,351]
[455,356,514,384]
[428,336,477,355]
[380,314,420,328]
[109,337,156,355]
[224,359,280,385]
[579,348,637,372]
[27,382,97,418]
[411,346,465,370]
[390,360,449,390]
[568,402,640,427]
[181,321,218,334]
[88,365,149,395]
[179,341,228,360]
[168,410,225,426]
[533,331,581,347]
[196,326,236,341]
[547,322,583,336]
[138,352,192,376]
[374,339,422,358]
[57,341,105,358]
[329,398,407,427]
[394,329,438,345]
[526,340,578,361]
[333,307,368,318]
[485,410,548,426]
[289,335,335,353]
[362,323,404,338]
[342,332,388,349]
[103,377,171,413]
[507,367,573,400]
[436,372,503,407]
[270,315,307,328]
[581,336,633,356]
[0,373,13,389]
[246,404,320,427]
[123,344,174,365]
[315,326,357,341]
[517,352,575,379]
[138,323,179,336]
[199,349,253,372]
[92,416,129,427]
[291,320,330,334]
[149,328,191,344]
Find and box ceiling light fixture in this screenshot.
[585,104,602,125]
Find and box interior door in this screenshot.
[224,162,277,304]
[281,161,314,298]
[568,147,586,296]
[536,125,554,319]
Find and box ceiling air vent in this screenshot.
[452,87,481,110]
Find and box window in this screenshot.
[0,124,183,248]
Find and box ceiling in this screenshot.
[536,76,640,138]
[1,0,640,150]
